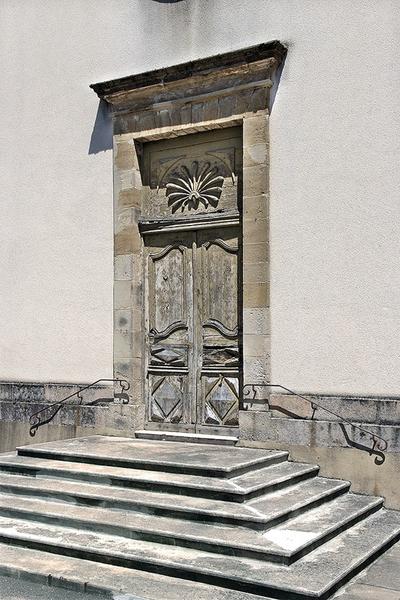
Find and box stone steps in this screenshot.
[0,471,350,528]
[0,509,399,599]
[0,491,383,563]
[17,435,281,477]
[0,455,316,503]
[0,435,397,599]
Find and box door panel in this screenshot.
[145,232,194,427]
[145,227,240,430]
[196,228,240,428]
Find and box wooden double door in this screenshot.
[145,225,240,433]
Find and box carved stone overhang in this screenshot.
[90,41,287,133]
[138,209,240,235]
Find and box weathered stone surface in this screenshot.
[0,544,271,600]
[0,574,107,600]
[243,308,270,335]
[269,393,400,425]
[0,437,398,599]
[333,583,400,599]
[243,282,269,308]
[239,410,400,453]
[16,436,286,476]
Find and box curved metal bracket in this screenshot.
[243,383,388,463]
[29,378,130,438]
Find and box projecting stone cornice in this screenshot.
[90,41,287,115]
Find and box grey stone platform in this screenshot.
[0,435,398,599]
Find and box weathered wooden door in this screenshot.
[145,227,240,433]
[142,127,242,434]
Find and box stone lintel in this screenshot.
[90,41,287,111]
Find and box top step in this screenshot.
[135,430,238,446]
[17,436,287,478]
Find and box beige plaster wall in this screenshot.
[1,1,399,395]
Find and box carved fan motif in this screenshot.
[166,161,224,213]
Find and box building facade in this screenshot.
[1,0,399,506]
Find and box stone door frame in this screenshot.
[91,41,287,432]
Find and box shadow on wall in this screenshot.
[269,51,286,112]
[88,100,113,154]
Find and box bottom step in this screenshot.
[0,543,269,600]
[135,430,238,445]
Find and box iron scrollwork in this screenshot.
[29,378,130,437]
[243,383,388,465]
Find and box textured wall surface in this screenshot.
[0,0,399,394]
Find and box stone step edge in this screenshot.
[16,447,288,479]
[0,511,399,599]
[0,475,351,528]
[0,494,384,564]
[0,459,318,503]
[136,430,239,446]
[0,543,272,600]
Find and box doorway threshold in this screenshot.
[135,430,238,446]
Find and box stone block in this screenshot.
[114,309,133,359]
[243,242,269,264]
[243,194,269,219]
[234,90,253,115]
[243,333,270,357]
[118,188,142,209]
[13,384,44,403]
[113,280,132,310]
[243,164,268,197]
[243,355,270,383]
[201,98,219,122]
[250,87,269,112]
[44,384,81,404]
[0,384,12,401]
[131,307,144,334]
[217,95,236,119]
[114,359,133,380]
[243,262,268,284]
[115,141,137,170]
[243,307,270,335]
[114,254,134,280]
[243,282,269,308]
[243,143,268,168]
[114,225,141,255]
[157,109,171,128]
[131,280,143,307]
[243,217,269,243]
[114,208,135,234]
[243,113,268,146]
[132,330,144,359]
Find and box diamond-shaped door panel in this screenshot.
[150,345,187,367]
[202,376,239,426]
[203,346,239,367]
[149,376,184,424]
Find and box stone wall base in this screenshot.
[0,381,145,453]
[239,407,400,509]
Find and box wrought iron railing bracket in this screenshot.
[243,383,387,464]
[29,378,130,437]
